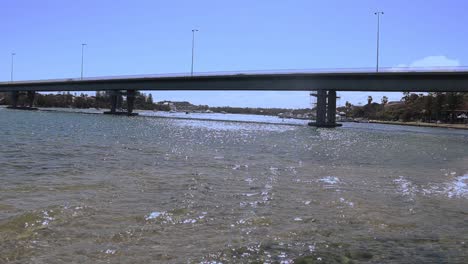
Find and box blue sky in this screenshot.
[1,0,467,108]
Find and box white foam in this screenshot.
[244,178,254,184]
[446,174,468,198]
[308,243,316,252]
[232,164,248,170]
[393,176,417,199]
[339,197,355,207]
[104,249,116,255]
[242,192,259,197]
[269,167,280,175]
[182,218,197,224]
[41,210,55,226]
[145,211,163,220]
[319,176,340,185]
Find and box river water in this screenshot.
[0,108,467,263]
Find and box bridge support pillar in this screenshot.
[6,91,38,110]
[316,90,327,126]
[327,90,336,124]
[27,91,36,108]
[126,89,136,114]
[308,89,341,128]
[10,91,19,108]
[104,90,138,116]
[109,91,119,114]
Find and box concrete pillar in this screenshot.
[117,93,123,109]
[10,91,19,108]
[316,90,327,126]
[127,89,136,114]
[326,90,336,125]
[110,91,118,114]
[27,91,35,108]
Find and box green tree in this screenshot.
[381,96,388,105]
[424,94,433,122]
[344,101,352,117]
[402,92,410,102]
[431,92,445,121]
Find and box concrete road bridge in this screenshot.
[1,69,468,127]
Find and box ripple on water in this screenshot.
[173,119,298,132]
[144,209,208,225]
[393,176,418,199]
[396,174,468,199]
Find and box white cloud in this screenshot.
[342,56,462,105]
[395,55,461,69]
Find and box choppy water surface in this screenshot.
[0,108,467,263]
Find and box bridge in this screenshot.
[1,69,468,127]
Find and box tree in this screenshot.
[345,101,352,117]
[381,96,388,105]
[433,92,445,121]
[147,93,153,104]
[446,92,464,122]
[423,94,433,122]
[402,92,410,102]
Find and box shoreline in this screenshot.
[3,106,467,130]
[369,120,468,130]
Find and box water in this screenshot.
[39,107,309,126]
[0,108,467,263]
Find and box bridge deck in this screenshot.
[1,70,468,92]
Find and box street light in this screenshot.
[191,29,199,76]
[81,43,87,80]
[374,11,384,72]
[10,53,16,82]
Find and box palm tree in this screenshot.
[345,101,352,117]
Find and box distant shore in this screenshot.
[4,105,468,130]
[369,120,468,130]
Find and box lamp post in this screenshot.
[374,11,384,72]
[191,29,199,76]
[10,53,16,82]
[81,43,87,80]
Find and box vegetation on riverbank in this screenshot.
[0,92,311,116]
[339,92,468,124]
[0,91,168,111]
[1,92,466,125]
